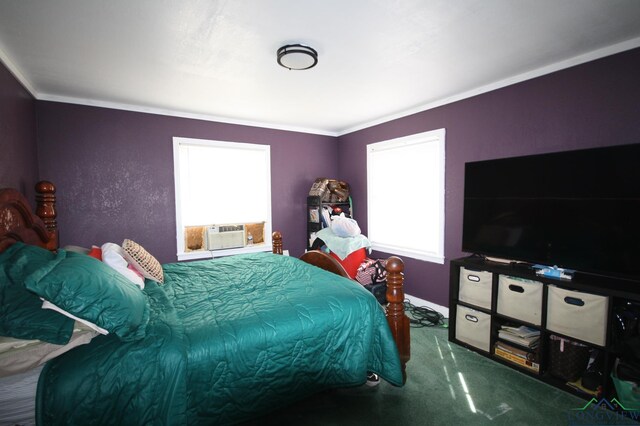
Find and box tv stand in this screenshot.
[449,256,640,404]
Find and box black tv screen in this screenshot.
[462,143,640,280]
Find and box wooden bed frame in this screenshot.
[0,181,410,383]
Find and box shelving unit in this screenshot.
[306,195,351,250]
[449,256,640,401]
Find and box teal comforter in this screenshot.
[36,253,403,425]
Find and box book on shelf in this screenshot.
[499,325,540,338]
[494,341,539,362]
[493,341,540,373]
[498,325,540,348]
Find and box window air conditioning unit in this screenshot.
[206,225,246,250]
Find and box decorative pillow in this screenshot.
[330,248,367,279]
[122,239,164,284]
[25,250,150,342]
[0,243,75,344]
[87,246,102,261]
[128,264,145,280]
[101,243,145,289]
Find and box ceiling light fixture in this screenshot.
[277,44,318,70]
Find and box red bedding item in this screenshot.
[88,246,103,261]
[330,248,366,279]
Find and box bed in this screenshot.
[0,181,410,425]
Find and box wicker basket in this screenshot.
[549,335,590,382]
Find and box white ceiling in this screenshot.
[1,1,640,136]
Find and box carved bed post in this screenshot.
[385,256,410,384]
[35,181,58,251]
[272,231,283,254]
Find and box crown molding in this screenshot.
[0,44,38,97]
[336,36,640,136]
[37,94,339,137]
[3,35,639,139]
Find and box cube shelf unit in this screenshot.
[449,256,640,401]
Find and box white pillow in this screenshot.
[41,300,108,335]
[101,243,145,289]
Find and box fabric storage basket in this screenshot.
[546,285,609,346]
[549,335,590,382]
[455,305,491,352]
[496,275,543,325]
[458,267,493,309]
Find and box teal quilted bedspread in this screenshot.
[36,253,403,425]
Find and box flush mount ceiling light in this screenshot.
[277,44,318,70]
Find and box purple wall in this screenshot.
[0,61,38,199]
[36,103,338,263]
[338,47,640,307]
[7,47,640,307]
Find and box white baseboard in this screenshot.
[405,294,449,319]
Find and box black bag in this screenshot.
[613,302,640,383]
[365,282,388,305]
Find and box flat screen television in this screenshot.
[462,143,640,281]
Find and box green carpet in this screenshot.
[244,322,612,425]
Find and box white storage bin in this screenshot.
[497,275,543,325]
[458,267,493,309]
[455,305,491,352]
[546,285,609,346]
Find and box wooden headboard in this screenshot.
[0,181,58,253]
[299,250,350,278]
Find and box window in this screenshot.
[173,137,272,260]
[367,128,445,263]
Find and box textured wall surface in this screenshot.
[36,103,337,263]
[6,47,640,308]
[338,47,640,306]
[0,62,38,199]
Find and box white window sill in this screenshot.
[177,243,273,261]
[370,243,444,264]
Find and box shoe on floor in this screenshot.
[366,372,380,387]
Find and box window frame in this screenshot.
[173,137,272,261]
[366,128,446,263]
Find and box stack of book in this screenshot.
[494,325,541,373]
[498,325,540,349]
